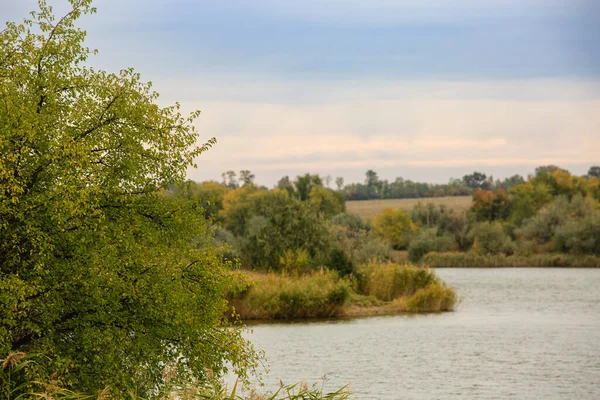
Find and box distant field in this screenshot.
[346,196,472,220]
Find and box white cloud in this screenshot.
[176,78,600,183]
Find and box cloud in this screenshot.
[179,78,600,183]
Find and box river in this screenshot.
[239,268,600,399]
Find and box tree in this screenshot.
[335,176,344,191]
[534,164,564,176]
[0,2,254,396]
[365,169,379,187]
[277,175,296,197]
[294,173,322,201]
[365,169,380,198]
[170,180,229,219]
[373,208,417,249]
[462,172,488,190]
[471,189,512,221]
[238,169,255,186]
[222,170,239,189]
[220,190,331,269]
[308,185,345,217]
[588,166,600,179]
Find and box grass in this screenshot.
[422,251,600,268]
[227,270,351,320]
[346,196,472,220]
[355,262,457,312]
[227,264,457,321]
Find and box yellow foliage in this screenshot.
[373,208,417,249]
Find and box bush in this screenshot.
[373,208,418,249]
[408,229,456,262]
[553,215,600,254]
[330,212,371,231]
[436,211,475,251]
[517,194,599,253]
[327,224,390,268]
[327,248,355,277]
[470,221,516,255]
[356,262,439,302]
[406,283,457,312]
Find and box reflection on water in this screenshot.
[238,269,600,399]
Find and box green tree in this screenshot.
[277,175,296,197]
[365,169,380,198]
[462,171,488,190]
[222,170,239,189]
[294,173,322,201]
[308,185,345,217]
[170,180,229,219]
[221,190,331,269]
[534,164,564,176]
[0,2,254,396]
[335,176,344,191]
[589,166,600,179]
[470,222,515,255]
[238,169,255,186]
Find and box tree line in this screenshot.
[216,164,600,201]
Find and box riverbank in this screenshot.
[421,252,600,268]
[226,263,457,321]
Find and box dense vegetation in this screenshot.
[401,167,600,265]
[0,2,455,398]
[0,2,258,398]
[199,165,600,270]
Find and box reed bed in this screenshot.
[422,252,600,268]
[355,262,457,312]
[227,270,351,320]
[227,263,457,320]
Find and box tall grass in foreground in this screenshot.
[227,270,351,320]
[1,353,350,399]
[422,252,600,268]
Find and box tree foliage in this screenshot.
[219,189,331,269]
[372,208,417,249]
[589,166,600,179]
[0,2,255,396]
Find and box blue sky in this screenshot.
[3,0,599,185]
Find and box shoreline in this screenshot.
[421,252,600,268]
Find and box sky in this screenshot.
[2,0,599,186]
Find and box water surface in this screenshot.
[241,268,600,399]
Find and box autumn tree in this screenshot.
[471,189,512,221]
[373,208,418,249]
[0,1,255,396]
